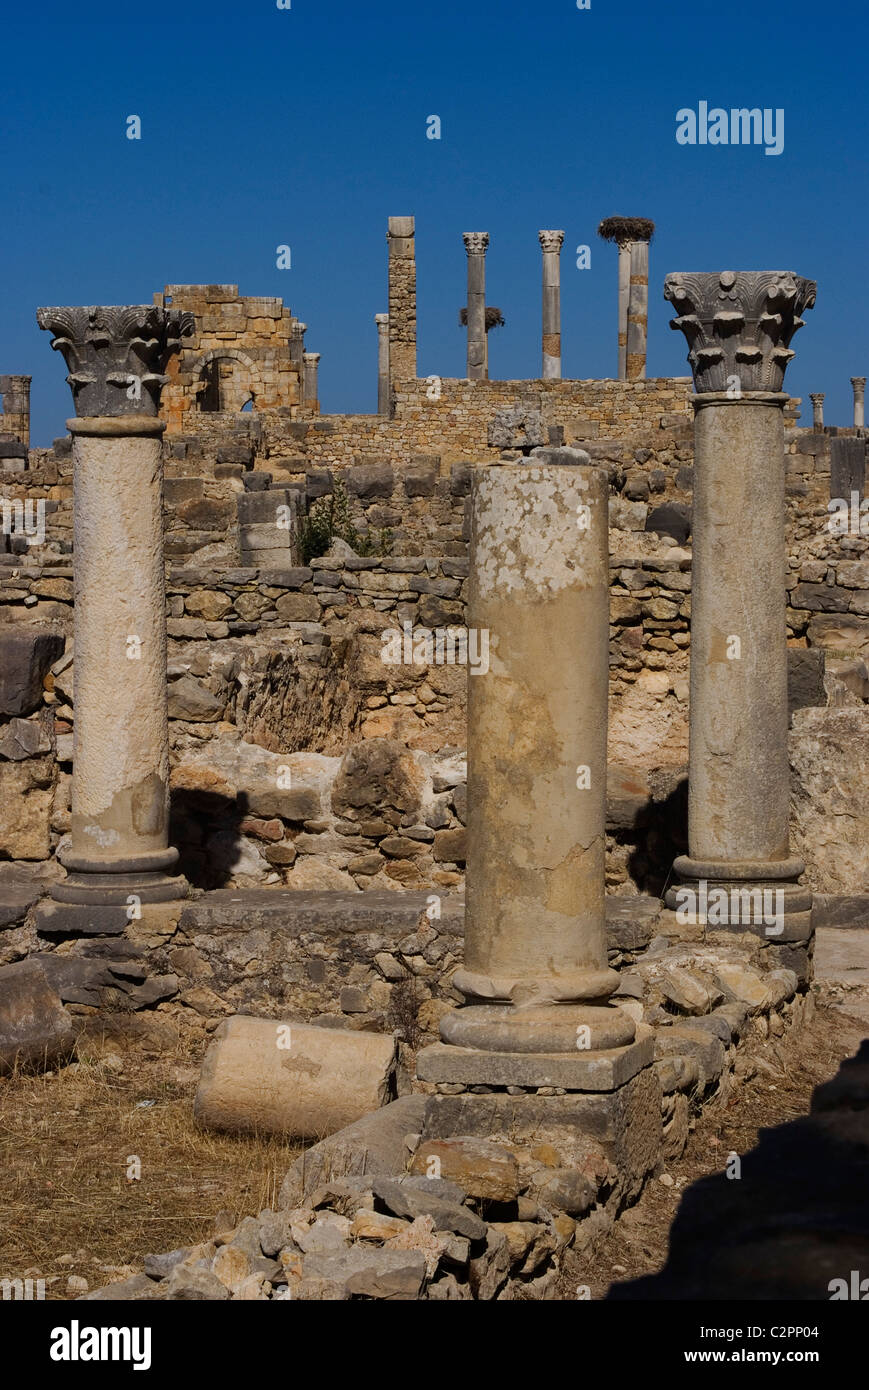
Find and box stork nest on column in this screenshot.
[458,307,505,331]
[597,216,655,244]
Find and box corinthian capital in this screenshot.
[463,232,490,256]
[36,305,194,417]
[538,230,565,254]
[663,271,816,394]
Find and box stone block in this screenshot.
[0,629,65,715]
[0,958,76,1073]
[279,1094,428,1208]
[346,463,394,499]
[416,1036,653,1091]
[787,647,825,723]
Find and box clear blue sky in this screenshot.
[3,0,866,445]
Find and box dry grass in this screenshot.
[0,1034,301,1299]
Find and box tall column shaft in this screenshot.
[375,313,390,415]
[0,374,32,447]
[66,419,175,875]
[852,376,866,429]
[290,321,306,407]
[303,351,320,411]
[539,231,564,379]
[387,216,417,388]
[809,392,825,429]
[663,270,817,933]
[617,243,631,380]
[37,304,192,907]
[463,233,489,380]
[626,239,649,379]
[688,397,789,862]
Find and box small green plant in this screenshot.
[297,477,392,564]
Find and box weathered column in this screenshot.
[375,313,390,415]
[662,270,817,941]
[418,454,647,1089]
[463,233,489,380]
[303,351,320,411]
[0,374,32,447]
[809,392,825,430]
[290,320,306,407]
[851,376,866,430]
[538,230,564,379]
[597,218,655,380]
[387,216,417,389]
[36,305,192,912]
[627,235,652,379]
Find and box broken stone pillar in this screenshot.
[290,320,306,406]
[387,216,417,389]
[463,233,490,380]
[627,235,651,380]
[662,270,817,943]
[36,305,192,910]
[830,436,866,503]
[418,457,648,1087]
[195,1015,398,1140]
[851,376,866,430]
[809,392,825,430]
[375,312,390,415]
[538,230,564,379]
[0,374,32,447]
[597,218,655,380]
[303,351,320,412]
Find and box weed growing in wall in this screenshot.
[298,477,392,563]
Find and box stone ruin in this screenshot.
[0,222,867,1301]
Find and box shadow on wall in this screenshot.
[625,777,689,898]
[608,1039,869,1300]
[169,787,251,891]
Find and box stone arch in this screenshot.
[192,348,264,412]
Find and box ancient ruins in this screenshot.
[0,216,867,1301]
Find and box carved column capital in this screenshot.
[663,271,816,394]
[538,230,564,254]
[375,313,389,327]
[463,232,490,257]
[36,305,193,417]
[809,392,825,403]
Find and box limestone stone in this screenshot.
[0,629,64,716]
[410,1137,522,1201]
[278,1095,428,1208]
[0,958,76,1073]
[195,1015,398,1139]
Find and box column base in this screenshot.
[51,870,188,906]
[440,1002,635,1053]
[417,1035,652,1092]
[664,855,813,944]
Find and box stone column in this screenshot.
[851,376,866,430]
[597,218,655,380]
[463,233,490,380]
[36,305,193,912]
[627,235,651,380]
[538,231,564,379]
[375,313,390,415]
[303,351,320,411]
[809,392,825,430]
[418,453,647,1089]
[0,374,32,447]
[290,319,306,409]
[387,216,417,389]
[662,270,817,941]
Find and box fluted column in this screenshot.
[375,313,390,415]
[36,305,193,906]
[303,351,320,411]
[809,392,825,430]
[662,270,817,939]
[851,376,866,430]
[418,456,648,1089]
[538,230,564,379]
[463,233,489,380]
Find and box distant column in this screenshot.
[375,313,390,415]
[387,216,417,390]
[538,230,564,379]
[809,393,825,430]
[597,218,655,380]
[463,232,490,380]
[0,374,32,447]
[851,376,866,430]
[290,320,306,408]
[627,235,651,380]
[617,243,631,380]
[303,352,320,412]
